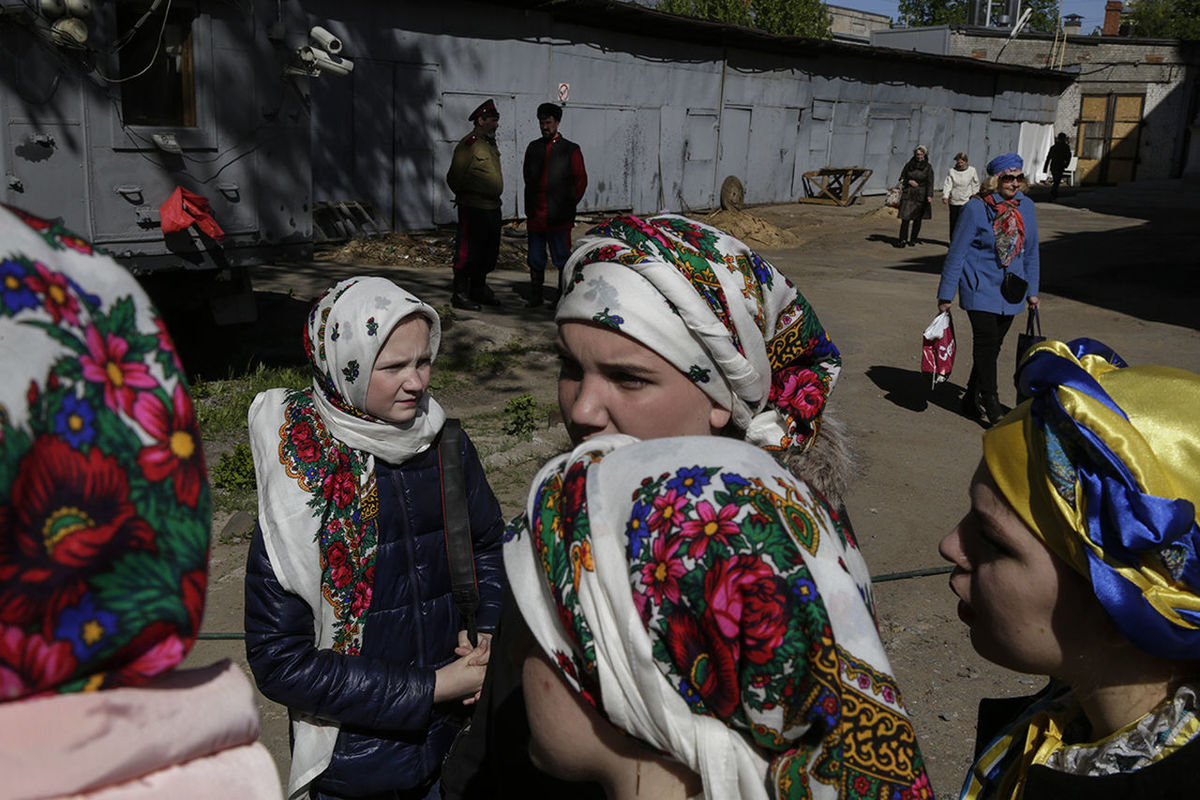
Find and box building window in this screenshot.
[117,2,197,127]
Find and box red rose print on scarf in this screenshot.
[703,554,789,665]
[290,421,321,463]
[322,454,355,508]
[769,368,826,423]
[326,541,353,589]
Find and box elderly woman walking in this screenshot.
[940,338,1200,798]
[897,145,934,247]
[942,152,980,240]
[937,153,1040,426]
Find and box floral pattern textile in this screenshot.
[247,276,446,796]
[961,682,1200,799]
[981,195,1025,269]
[505,435,930,800]
[0,204,210,701]
[557,214,841,454]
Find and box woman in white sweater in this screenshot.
[942,152,980,241]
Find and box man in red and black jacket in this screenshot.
[522,103,587,308]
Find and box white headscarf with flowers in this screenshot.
[505,434,930,800]
[557,215,841,454]
[248,276,444,799]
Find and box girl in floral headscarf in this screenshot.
[446,215,851,800]
[244,277,507,800]
[0,203,279,798]
[506,434,932,800]
[555,213,848,505]
[940,339,1200,799]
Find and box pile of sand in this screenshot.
[701,208,800,249]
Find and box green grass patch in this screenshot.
[433,339,545,385]
[192,364,310,440]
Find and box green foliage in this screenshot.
[1125,0,1200,38]
[212,442,257,491]
[754,0,833,36]
[898,0,1058,32]
[659,0,832,38]
[503,394,539,439]
[659,0,752,28]
[191,364,310,439]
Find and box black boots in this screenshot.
[451,273,480,311]
[961,388,1004,426]
[526,270,545,308]
[982,393,1004,426]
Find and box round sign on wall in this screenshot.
[557,83,569,102]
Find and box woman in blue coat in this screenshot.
[937,153,1041,426]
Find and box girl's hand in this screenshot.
[454,631,493,666]
[435,636,491,704]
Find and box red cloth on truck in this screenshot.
[160,186,225,242]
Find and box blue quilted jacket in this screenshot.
[938,191,1040,315]
[245,427,506,797]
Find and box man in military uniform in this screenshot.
[521,103,587,308]
[446,99,503,309]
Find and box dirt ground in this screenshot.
[182,179,1200,798]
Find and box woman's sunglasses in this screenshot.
[999,174,1026,184]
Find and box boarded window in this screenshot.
[117,2,197,127]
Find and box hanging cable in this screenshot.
[92,0,174,83]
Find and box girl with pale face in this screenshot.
[939,339,1200,799]
[553,214,846,503]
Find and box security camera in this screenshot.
[309,25,342,54]
[299,46,353,77]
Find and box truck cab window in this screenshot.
[117,2,197,127]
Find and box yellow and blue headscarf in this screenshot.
[983,338,1200,660]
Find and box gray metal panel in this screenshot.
[681,109,717,211]
[394,63,441,231]
[864,117,898,193]
[716,106,751,196]
[745,106,798,204]
[6,122,88,234]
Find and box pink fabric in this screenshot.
[59,743,280,800]
[0,659,280,799]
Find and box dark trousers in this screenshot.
[966,309,1015,399]
[948,204,964,239]
[526,229,571,290]
[452,206,501,292]
[899,218,923,243]
[1049,169,1065,199]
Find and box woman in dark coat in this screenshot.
[897,145,934,247]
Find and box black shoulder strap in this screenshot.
[438,418,480,646]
